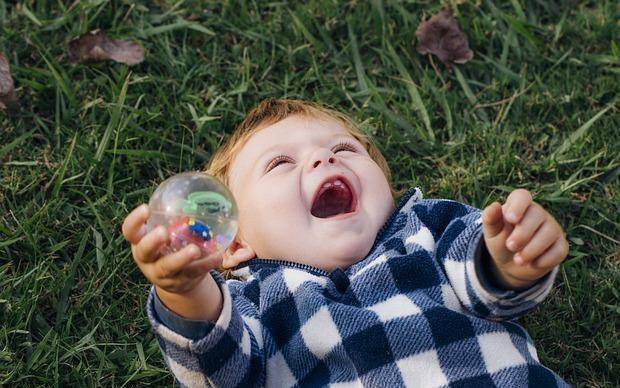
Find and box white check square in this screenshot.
[368,295,422,322]
[397,350,447,388]
[300,306,342,359]
[478,331,526,373]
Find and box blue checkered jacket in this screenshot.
[146,188,568,387]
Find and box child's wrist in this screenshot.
[480,243,538,291]
[488,263,537,291]
[155,274,223,322]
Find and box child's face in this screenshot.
[227,115,394,271]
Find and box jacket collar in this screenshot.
[230,187,423,280]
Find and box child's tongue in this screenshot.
[311,185,352,218]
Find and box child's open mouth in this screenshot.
[310,176,357,218]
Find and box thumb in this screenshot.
[482,202,504,238]
[482,202,515,264]
[184,251,224,274]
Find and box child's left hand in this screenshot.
[481,189,569,290]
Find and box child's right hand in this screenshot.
[121,204,222,295]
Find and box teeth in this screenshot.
[319,178,346,193]
[315,178,349,202]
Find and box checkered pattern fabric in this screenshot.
[146,188,568,387]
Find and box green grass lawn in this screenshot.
[1,1,619,386]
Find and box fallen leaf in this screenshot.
[68,30,145,66]
[415,9,473,69]
[0,52,19,113]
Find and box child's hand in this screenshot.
[121,204,222,295]
[481,189,569,290]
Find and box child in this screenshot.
[122,99,570,387]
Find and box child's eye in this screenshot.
[266,155,292,172]
[333,141,358,153]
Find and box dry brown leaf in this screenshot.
[68,30,145,66]
[0,52,19,112]
[415,9,473,69]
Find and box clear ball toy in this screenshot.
[146,172,238,257]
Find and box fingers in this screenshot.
[531,236,569,270]
[483,192,568,288]
[122,204,149,244]
[134,226,169,263]
[482,202,515,265]
[503,189,532,224]
[153,244,203,279]
[482,202,504,238]
[505,203,546,252]
[514,220,560,265]
[183,252,223,274]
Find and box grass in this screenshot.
[1,0,618,386]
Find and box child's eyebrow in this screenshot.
[257,143,289,158]
[252,135,359,174]
[256,143,290,162]
[252,143,292,174]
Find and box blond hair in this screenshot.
[204,98,398,198]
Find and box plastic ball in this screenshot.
[146,172,238,258]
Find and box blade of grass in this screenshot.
[509,0,526,20]
[310,13,336,53]
[93,227,104,272]
[140,19,215,37]
[288,9,323,51]
[370,0,386,36]
[55,230,89,331]
[501,13,542,49]
[347,18,368,92]
[26,328,55,371]
[20,4,43,27]
[551,104,614,159]
[454,67,489,122]
[0,236,24,248]
[40,53,76,109]
[107,92,142,199]
[454,67,477,105]
[478,53,521,82]
[385,41,434,141]
[368,101,417,136]
[107,149,171,158]
[426,77,453,135]
[95,74,130,163]
[49,134,76,198]
[0,130,34,159]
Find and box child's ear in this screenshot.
[222,237,256,269]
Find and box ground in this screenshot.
[1,1,619,386]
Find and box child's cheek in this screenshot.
[242,183,291,226]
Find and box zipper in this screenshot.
[235,258,330,277]
[369,188,420,253]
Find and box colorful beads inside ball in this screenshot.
[146,172,238,257]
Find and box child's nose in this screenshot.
[309,148,336,170]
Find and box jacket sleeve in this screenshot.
[411,198,558,320]
[146,270,265,387]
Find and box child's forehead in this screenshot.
[228,115,353,187]
[241,115,351,154]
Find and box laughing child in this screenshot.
[122,99,569,387]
